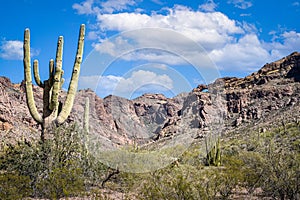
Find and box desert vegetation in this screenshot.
[0,121,299,199]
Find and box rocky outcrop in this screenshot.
[1,52,300,147]
[217,52,300,128]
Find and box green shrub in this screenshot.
[36,165,84,199]
[0,123,98,198]
[260,151,300,199]
[0,172,32,200]
[138,165,198,200]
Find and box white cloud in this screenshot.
[79,70,173,98]
[79,75,118,90]
[72,0,95,14]
[122,50,186,65]
[227,0,253,9]
[95,6,244,52]
[87,31,99,40]
[116,70,173,94]
[210,34,270,72]
[100,0,136,13]
[93,38,187,65]
[199,0,218,12]
[97,6,243,36]
[73,0,136,14]
[74,1,300,75]
[151,63,168,70]
[264,31,300,59]
[0,40,39,60]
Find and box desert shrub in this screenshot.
[236,149,300,199]
[224,124,300,199]
[138,165,198,200]
[137,162,245,200]
[36,164,84,199]
[0,172,32,200]
[259,150,300,200]
[0,123,100,198]
[237,151,266,194]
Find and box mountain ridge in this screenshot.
[0,52,300,147]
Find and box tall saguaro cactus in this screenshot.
[83,97,90,134]
[23,24,85,139]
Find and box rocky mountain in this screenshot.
[1,52,300,148]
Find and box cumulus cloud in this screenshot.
[74,0,300,75]
[78,75,120,91]
[210,34,270,72]
[0,40,39,60]
[97,6,243,36]
[95,5,244,53]
[79,70,173,98]
[116,70,173,95]
[93,38,187,65]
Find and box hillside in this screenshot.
[1,52,300,147]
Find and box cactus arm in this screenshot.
[49,36,64,111]
[57,24,85,124]
[33,60,45,88]
[23,29,43,124]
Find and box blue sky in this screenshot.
[0,0,300,98]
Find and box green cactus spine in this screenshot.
[23,24,85,140]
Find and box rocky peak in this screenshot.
[215,52,300,127]
[220,52,300,89]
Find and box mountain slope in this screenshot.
[0,52,300,147]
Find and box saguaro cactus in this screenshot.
[82,97,90,158]
[23,24,85,139]
[83,97,89,134]
[205,136,221,166]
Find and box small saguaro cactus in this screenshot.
[23,24,85,139]
[82,97,90,158]
[205,136,221,166]
[83,97,90,134]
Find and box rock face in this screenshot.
[1,52,300,147]
[218,52,300,128]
